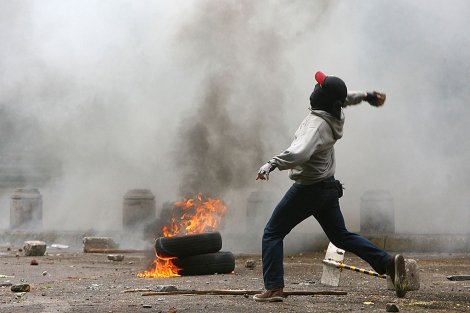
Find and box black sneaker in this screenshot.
[253,287,284,302]
[386,254,408,298]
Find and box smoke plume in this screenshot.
[0,0,469,237]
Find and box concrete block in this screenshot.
[23,240,46,256]
[405,259,420,290]
[82,237,116,252]
[387,258,420,291]
[321,242,345,286]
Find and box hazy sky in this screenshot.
[0,0,469,235]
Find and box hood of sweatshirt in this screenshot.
[309,108,344,140]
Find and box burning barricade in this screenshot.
[138,193,235,278]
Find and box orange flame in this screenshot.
[163,193,227,237]
[138,193,227,278]
[137,255,181,278]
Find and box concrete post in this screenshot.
[122,189,156,231]
[10,188,43,229]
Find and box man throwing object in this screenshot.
[254,71,406,302]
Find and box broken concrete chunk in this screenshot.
[386,303,400,312]
[23,241,46,256]
[387,258,420,291]
[153,285,178,292]
[245,260,256,269]
[82,237,116,252]
[107,254,124,261]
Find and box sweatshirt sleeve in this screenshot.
[343,91,366,107]
[269,123,323,170]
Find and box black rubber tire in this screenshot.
[172,251,235,276]
[154,231,222,258]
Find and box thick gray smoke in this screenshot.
[0,0,469,236]
[171,1,329,199]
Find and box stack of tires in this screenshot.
[154,231,235,276]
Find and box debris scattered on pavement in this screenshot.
[386,302,400,312]
[11,284,30,292]
[153,285,178,292]
[446,275,470,281]
[245,260,256,269]
[86,284,101,291]
[122,288,152,293]
[107,254,124,261]
[30,259,39,265]
[14,292,27,299]
[141,289,347,297]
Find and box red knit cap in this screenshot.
[315,71,327,85]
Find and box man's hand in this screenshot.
[256,162,276,181]
[365,91,386,107]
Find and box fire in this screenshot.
[138,193,227,278]
[162,192,227,237]
[137,256,181,278]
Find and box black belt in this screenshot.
[319,179,344,198]
[321,181,339,189]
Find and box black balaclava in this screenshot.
[309,71,347,120]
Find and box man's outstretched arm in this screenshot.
[344,91,386,107]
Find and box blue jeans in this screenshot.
[261,177,392,289]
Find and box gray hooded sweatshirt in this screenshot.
[269,91,365,185]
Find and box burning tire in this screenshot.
[172,251,235,276]
[155,231,222,258]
